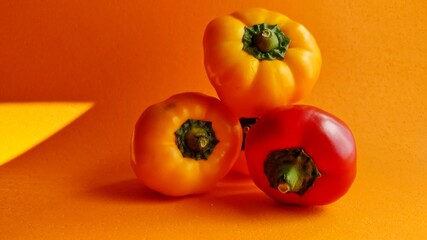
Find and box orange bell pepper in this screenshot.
[131,92,242,196]
[203,8,322,118]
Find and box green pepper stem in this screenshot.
[264,148,321,196]
[185,127,210,152]
[253,29,279,52]
[242,23,291,60]
[175,119,219,160]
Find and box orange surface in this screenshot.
[1,0,426,239]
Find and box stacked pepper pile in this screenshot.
[131,8,356,206]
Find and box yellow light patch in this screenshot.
[0,102,93,166]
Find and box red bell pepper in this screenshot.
[245,105,357,205]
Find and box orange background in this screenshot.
[1,0,426,239]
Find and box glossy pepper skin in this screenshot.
[245,105,356,205]
[131,92,242,196]
[203,8,322,118]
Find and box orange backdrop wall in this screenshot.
[1,0,426,239]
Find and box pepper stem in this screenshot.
[253,29,279,52]
[184,127,210,152]
[277,183,290,194]
[239,117,259,150]
[175,119,219,160]
[264,148,321,196]
[242,23,291,60]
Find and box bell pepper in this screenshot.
[203,8,322,118]
[245,105,357,205]
[131,92,243,196]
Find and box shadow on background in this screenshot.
[83,172,325,220]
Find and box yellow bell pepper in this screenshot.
[203,8,322,118]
